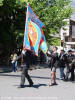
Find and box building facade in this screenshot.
[60,17,75,51]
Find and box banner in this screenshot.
[23,4,47,55]
[40,30,48,54]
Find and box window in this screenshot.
[72,25,75,38]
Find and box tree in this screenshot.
[0,0,73,65]
[0,0,27,65]
[30,0,73,44]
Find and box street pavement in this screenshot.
[0,67,75,100]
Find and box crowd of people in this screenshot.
[10,47,75,88]
[47,47,75,86]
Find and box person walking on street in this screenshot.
[49,47,58,86]
[19,50,34,88]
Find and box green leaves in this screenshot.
[0,0,26,53]
[0,0,3,6]
[30,0,73,45]
[0,0,73,65]
[0,0,73,51]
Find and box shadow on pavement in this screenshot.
[32,83,47,88]
[16,83,47,89]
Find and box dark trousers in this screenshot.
[20,64,33,86]
[70,68,74,81]
[65,66,74,81]
[65,66,70,80]
[12,61,17,72]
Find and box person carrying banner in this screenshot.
[19,49,34,88]
[19,4,47,88]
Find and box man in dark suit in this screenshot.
[65,50,75,81]
[59,50,67,80]
[19,50,34,88]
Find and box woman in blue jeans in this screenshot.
[12,60,17,72]
[11,53,18,72]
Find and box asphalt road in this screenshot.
[0,68,75,100]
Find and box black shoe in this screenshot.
[49,82,58,86]
[18,85,25,88]
[29,83,34,87]
[69,78,74,81]
[53,82,58,85]
[64,78,68,81]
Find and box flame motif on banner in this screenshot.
[28,21,38,47]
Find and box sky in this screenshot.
[72,0,75,8]
[71,0,75,21]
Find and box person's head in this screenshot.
[68,50,72,55]
[53,47,58,52]
[60,49,64,54]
